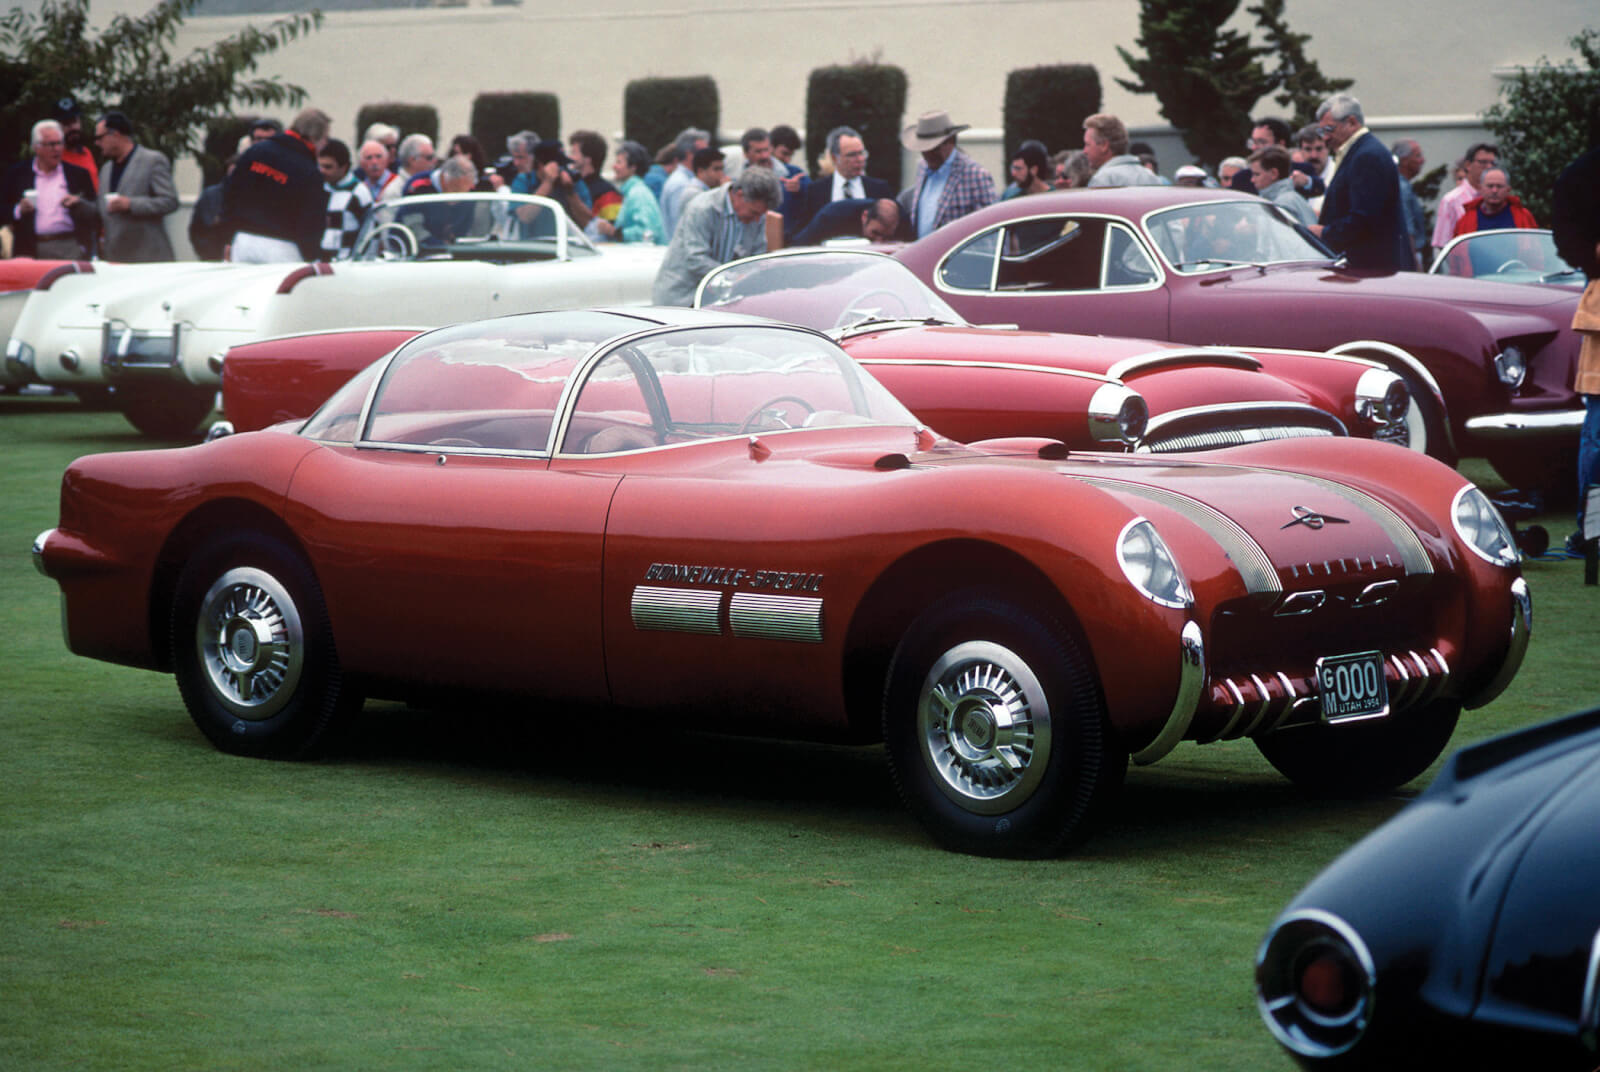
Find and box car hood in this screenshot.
[926,448,1441,595]
[1218,262,1578,316]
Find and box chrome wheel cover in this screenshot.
[195,566,305,720]
[917,641,1053,813]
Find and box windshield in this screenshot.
[696,251,966,332]
[1145,200,1332,273]
[565,325,922,453]
[1430,230,1581,286]
[351,193,595,263]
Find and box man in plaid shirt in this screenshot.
[903,110,997,239]
[318,138,375,260]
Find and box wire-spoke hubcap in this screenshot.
[196,566,305,721]
[917,641,1053,813]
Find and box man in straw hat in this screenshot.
[902,109,997,239]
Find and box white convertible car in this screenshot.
[3,193,666,435]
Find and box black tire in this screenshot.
[882,591,1126,857]
[1255,699,1461,795]
[171,533,358,759]
[119,384,216,438]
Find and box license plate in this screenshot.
[1316,651,1390,722]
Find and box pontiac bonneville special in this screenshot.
[34,309,1532,855]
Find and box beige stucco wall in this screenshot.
[40,0,1600,196]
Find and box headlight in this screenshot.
[1493,345,1526,387]
[1116,517,1192,608]
[5,337,36,378]
[1453,485,1520,566]
[1088,383,1149,445]
[1256,909,1376,1059]
[1353,368,1409,424]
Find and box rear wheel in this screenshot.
[119,383,216,438]
[883,591,1125,857]
[1255,700,1460,794]
[172,533,358,758]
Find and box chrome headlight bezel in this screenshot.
[1452,485,1520,567]
[1116,516,1192,609]
[1088,383,1150,445]
[1492,344,1526,388]
[1256,908,1377,1059]
[1353,367,1410,425]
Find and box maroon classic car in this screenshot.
[894,188,1583,490]
[36,309,1530,856]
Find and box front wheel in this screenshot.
[172,533,358,758]
[883,592,1125,857]
[1255,700,1460,794]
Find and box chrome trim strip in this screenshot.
[630,586,722,635]
[1276,590,1326,617]
[1208,677,1255,743]
[855,356,1111,384]
[1391,653,1415,708]
[1463,576,1532,709]
[728,593,824,643]
[1581,927,1600,1048]
[1353,580,1399,608]
[930,210,1169,297]
[1106,347,1262,379]
[1131,619,1205,766]
[1073,475,1282,594]
[1463,409,1586,437]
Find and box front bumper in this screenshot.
[1466,409,1585,439]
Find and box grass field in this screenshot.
[3,394,1596,1071]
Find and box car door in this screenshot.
[929,212,1171,338]
[285,444,618,702]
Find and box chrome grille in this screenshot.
[1145,422,1336,453]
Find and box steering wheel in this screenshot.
[1494,258,1530,273]
[361,221,419,261]
[738,395,817,433]
[833,288,913,329]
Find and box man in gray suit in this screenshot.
[93,111,177,262]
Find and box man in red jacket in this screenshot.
[1453,167,1538,235]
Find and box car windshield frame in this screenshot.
[1427,228,1581,286]
[696,249,969,333]
[350,192,597,264]
[1141,198,1335,275]
[302,316,923,456]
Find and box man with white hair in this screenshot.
[653,166,782,305]
[380,133,437,202]
[356,139,393,200]
[1308,93,1413,271]
[2,118,98,258]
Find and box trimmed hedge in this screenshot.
[804,63,908,191]
[353,102,439,147]
[624,77,719,157]
[471,92,560,158]
[1002,65,1102,161]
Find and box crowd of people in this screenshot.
[3,93,1595,529]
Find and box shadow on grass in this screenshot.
[159,693,1417,856]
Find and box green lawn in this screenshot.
[3,395,1595,1071]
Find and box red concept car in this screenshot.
[893,188,1583,489]
[693,248,1417,454]
[35,308,1532,856]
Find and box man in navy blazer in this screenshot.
[789,126,890,240]
[1309,94,1413,271]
